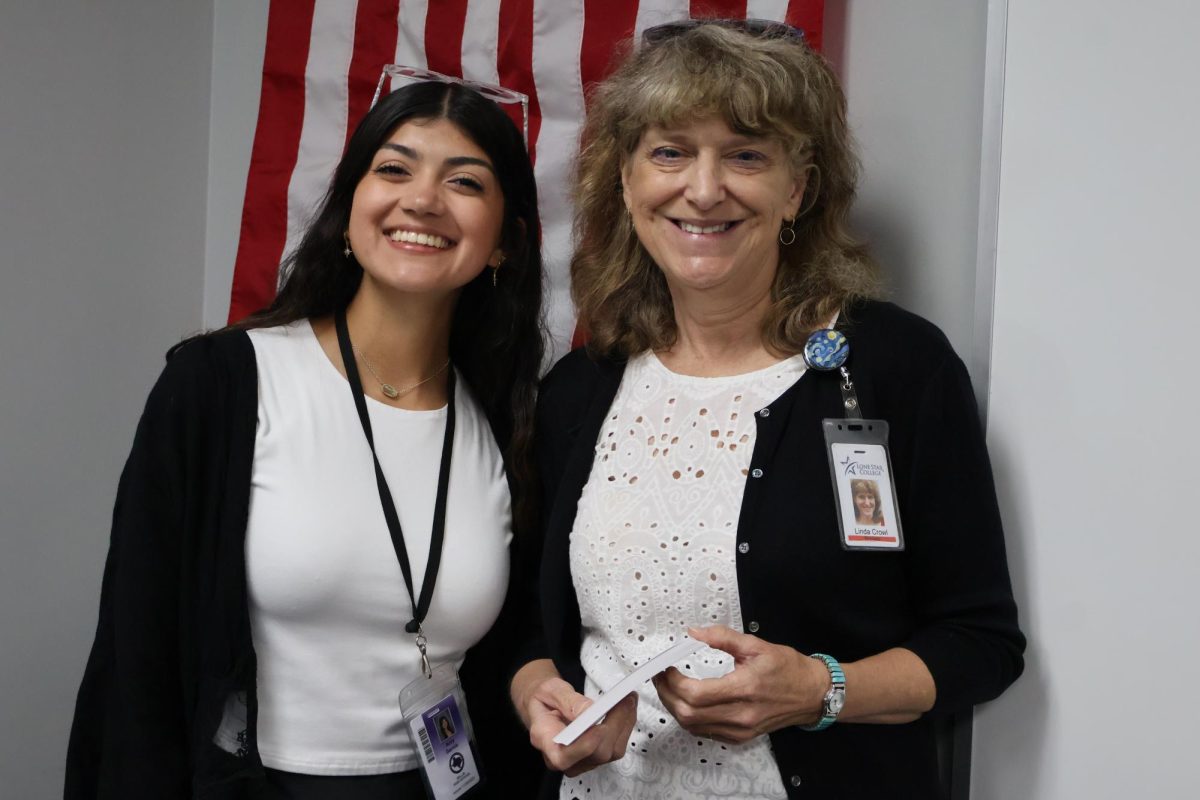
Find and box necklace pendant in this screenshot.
[381,383,400,399]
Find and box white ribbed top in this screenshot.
[215,321,511,775]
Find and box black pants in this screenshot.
[252,767,426,799]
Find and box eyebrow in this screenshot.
[651,127,768,143]
[379,143,495,173]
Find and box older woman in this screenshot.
[511,19,1024,799]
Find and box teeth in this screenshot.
[387,229,451,248]
[678,221,733,234]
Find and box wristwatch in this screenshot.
[801,653,845,731]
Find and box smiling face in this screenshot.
[852,481,880,523]
[854,488,876,520]
[347,117,505,300]
[621,116,805,301]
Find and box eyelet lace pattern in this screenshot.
[563,351,804,799]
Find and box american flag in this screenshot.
[227,0,825,356]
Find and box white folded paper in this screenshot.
[552,638,704,746]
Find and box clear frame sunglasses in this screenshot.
[372,64,530,148]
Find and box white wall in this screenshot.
[0,1,213,795]
[973,1,1200,797]
[828,1,990,368]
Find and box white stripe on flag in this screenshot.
[634,0,689,41]
[746,0,791,23]
[394,0,429,74]
[461,0,502,85]
[531,0,587,359]
[283,0,359,273]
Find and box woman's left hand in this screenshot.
[653,625,828,744]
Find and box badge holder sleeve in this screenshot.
[822,419,905,551]
[399,663,485,799]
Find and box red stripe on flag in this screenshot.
[787,0,824,52]
[690,0,748,19]
[580,0,638,108]
[228,0,317,323]
[425,0,469,77]
[345,0,401,150]
[497,0,541,164]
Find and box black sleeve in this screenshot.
[504,372,571,676]
[505,353,599,680]
[65,344,210,799]
[897,353,1026,715]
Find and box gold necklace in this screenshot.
[352,346,450,400]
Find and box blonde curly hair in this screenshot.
[571,23,879,358]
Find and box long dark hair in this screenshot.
[239,81,545,536]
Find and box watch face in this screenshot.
[828,692,845,714]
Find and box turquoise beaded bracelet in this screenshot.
[802,653,846,731]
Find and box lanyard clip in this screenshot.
[414,625,433,679]
[839,366,863,419]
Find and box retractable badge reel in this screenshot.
[804,330,905,551]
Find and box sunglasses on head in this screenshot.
[641,17,805,46]
[372,65,530,148]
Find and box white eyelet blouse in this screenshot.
[562,350,806,800]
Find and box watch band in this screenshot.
[801,652,845,732]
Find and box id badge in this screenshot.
[399,663,483,799]
[823,419,904,551]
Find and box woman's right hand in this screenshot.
[511,659,637,777]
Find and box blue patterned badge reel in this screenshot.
[803,329,849,371]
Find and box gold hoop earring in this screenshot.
[779,218,796,246]
[343,230,353,259]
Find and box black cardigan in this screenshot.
[532,301,1025,799]
[65,330,542,799]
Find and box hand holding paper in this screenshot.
[514,659,637,778]
[654,625,830,743]
[552,638,704,746]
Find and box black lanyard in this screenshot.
[334,308,454,676]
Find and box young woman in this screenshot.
[66,81,544,799]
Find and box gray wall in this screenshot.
[204,0,268,329]
[0,1,212,795]
[975,1,1200,797]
